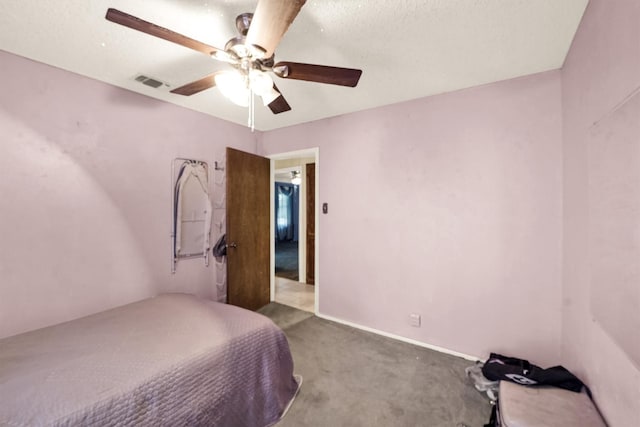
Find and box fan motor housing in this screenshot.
[224,36,266,61]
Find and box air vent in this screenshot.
[134,74,165,89]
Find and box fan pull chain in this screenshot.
[247,77,255,132]
[248,88,255,132]
[242,60,255,132]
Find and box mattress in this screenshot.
[499,381,606,427]
[0,293,300,426]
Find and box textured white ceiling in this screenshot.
[0,0,588,131]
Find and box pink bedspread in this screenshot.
[0,293,300,426]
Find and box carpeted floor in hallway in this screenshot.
[258,303,492,427]
[275,240,299,281]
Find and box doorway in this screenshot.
[274,169,300,281]
[269,149,318,314]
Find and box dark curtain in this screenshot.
[275,183,299,241]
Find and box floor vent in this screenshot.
[134,74,165,88]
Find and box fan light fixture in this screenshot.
[291,171,301,185]
[214,71,249,107]
[250,70,280,106]
[214,69,279,108]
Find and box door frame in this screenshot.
[268,148,319,315]
[273,165,305,280]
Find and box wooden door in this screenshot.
[226,147,270,311]
[305,163,315,285]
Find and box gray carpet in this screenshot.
[259,303,492,427]
[275,240,299,281]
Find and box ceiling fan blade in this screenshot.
[268,85,291,114]
[170,73,217,96]
[273,62,362,87]
[106,8,221,56]
[245,0,306,58]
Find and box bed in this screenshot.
[0,293,301,426]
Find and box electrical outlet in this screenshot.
[409,313,421,327]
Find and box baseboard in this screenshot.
[316,312,482,362]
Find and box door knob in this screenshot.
[227,242,237,249]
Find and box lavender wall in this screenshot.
[260,71,563,365]
[561,0,640,425]
[0,51,255,339]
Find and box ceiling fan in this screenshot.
[105,0,363,117]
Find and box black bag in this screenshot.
[212,234,227,261]
[481,352,587,394]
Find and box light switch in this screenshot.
[322,203,328,214]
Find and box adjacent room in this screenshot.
[273,155,316,313]
[0,0,638,426]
